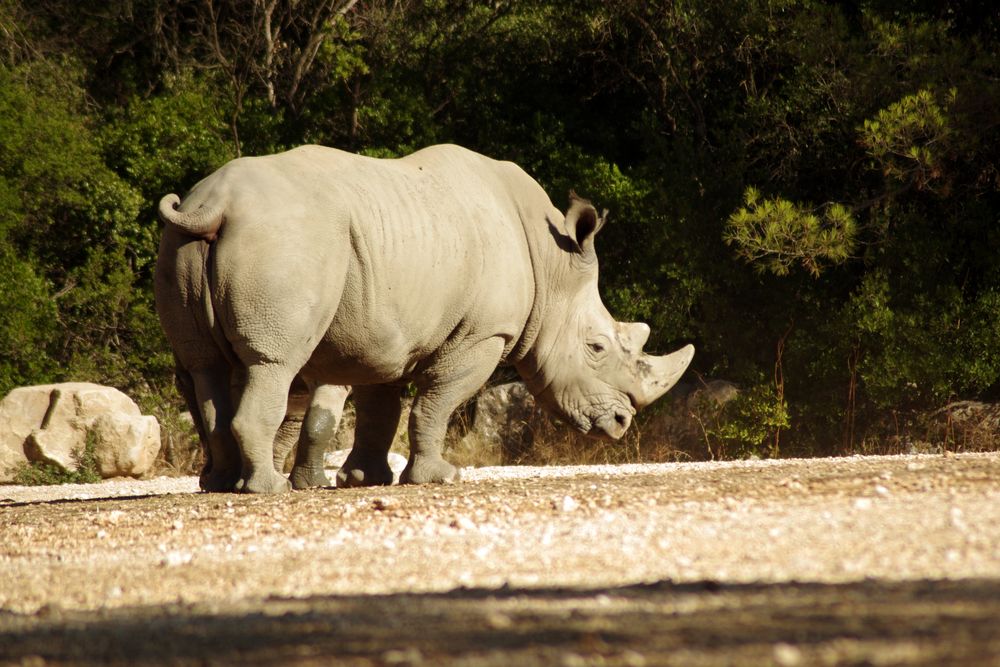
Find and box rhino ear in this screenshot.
[564,190,607,254]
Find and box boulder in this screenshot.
[933,400,1000,430]
[640,379,740,452]
[926,400,1000,450]
[456,382,540,463]
[685,379,740,413]
[0,383,161,481]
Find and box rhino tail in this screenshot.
[158,193,225,240]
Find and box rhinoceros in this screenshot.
[156,144,693,493]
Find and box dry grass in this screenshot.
[152,407,203,477]
[153,392,1000,479]
[152,393,720,478]
[443,399,699,468]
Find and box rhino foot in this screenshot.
[336,456,394,488]
[199,466,241,493]
[400,456,460,485]
[238,469,292,494]
[290,464,332,490]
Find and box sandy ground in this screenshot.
[2,452,1000,665]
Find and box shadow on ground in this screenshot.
[2,578,999,666]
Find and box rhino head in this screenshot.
[516,193,694,440]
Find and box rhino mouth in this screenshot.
[568,413,594,435]
[588,407,634,440]
[533,385,635,440]
[572,399,636,441]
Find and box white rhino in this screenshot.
[156,144,693,493]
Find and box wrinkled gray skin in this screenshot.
[156,144,693,493]
[172,356,351,490]
[272,381,352,481]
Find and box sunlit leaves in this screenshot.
[860,88,955,190]
[724,187,857,277]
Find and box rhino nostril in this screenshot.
[615,412,628,428]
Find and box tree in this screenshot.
[150,0,360,153]
[0,0,998,458]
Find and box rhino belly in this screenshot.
[300,328,417,387]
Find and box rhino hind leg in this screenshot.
[231,363,295,493]
[187,366,242,492]
[336,384,400,488]
[401,338,505,485]
[272,417,302,473]
[291,384,351,489]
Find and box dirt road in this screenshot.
[2,453,1000,666]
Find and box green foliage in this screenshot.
[57,244,174,390]
[0,240,57,389]
[0,62,144,271]
[725,187,858,277]
[860,88,955,190]
[12,431,102,486]
[101,73,235,205]
[845,269,1000,411]
[0,57,171,398]
[0,0,998,460]
[704,383,791,460]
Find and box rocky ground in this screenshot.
[2,453,1000,666]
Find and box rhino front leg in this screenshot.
[231,363,295,494]
[336,384,401,488]
[402,338,505,485]
[291,384,352,489]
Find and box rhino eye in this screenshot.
[588,341,606,354]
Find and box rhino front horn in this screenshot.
[633,344,695,409]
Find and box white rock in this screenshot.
[773,643,804,666]
[559,495,580,512]
[161,551,192,567]
[853,497,873,510]
[323,448,408,484]
[324,448,350,469]
[0,383,161,481]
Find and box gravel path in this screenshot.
[2,453,999,665]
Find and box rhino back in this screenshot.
[196,144,541,384]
